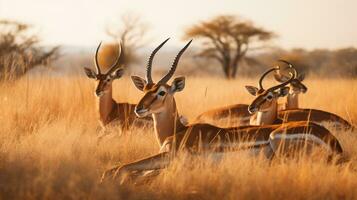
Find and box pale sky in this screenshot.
[1,0,357,49]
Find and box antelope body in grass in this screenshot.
[100,39,343,183]
[194,60,305,126]
[195,61,353,130]
[84,42,151,130]
[274,61,353,130]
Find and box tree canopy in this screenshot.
[184,15,274,79]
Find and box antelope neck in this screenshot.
[255,100,278,125]
[97,84,115,125]
[286,91,299,109]
[152,98,185,147]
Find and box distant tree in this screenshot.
[184,15,274,79]
[334,48,357,77]
[106,14,149,68]
[0,20,59,81]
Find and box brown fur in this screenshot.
[101,79,343,182]
[279,109,353,130]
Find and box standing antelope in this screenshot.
[100,39,342,182]
[84,42,151,130]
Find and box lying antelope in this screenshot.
[195,61,353,130]
[193,63,288,126]
[274,61,353,130]
[101,39,343,182]
[84,42,151,130]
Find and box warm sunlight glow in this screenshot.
[1,0,357,49]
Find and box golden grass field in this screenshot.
[0,75,357,199]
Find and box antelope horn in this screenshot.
[94,42,102,74]
[158,39,192,84]
[274,70,288,82]
[277,59,297,78]
[106,42,123,75]
[146,38,170,84]
[259,66,280,90]
[267,71,295,92]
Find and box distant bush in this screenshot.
[185,47,357,78]
[0,20,59,81]
[251,47,357,78]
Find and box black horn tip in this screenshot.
[96,41,103,50]
[159,38,170,46]
[161,38,170,46]
[95,41,102,51]
[184,39,193,48]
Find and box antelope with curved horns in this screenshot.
[274,61,353,130]
[246,64,353,129]
[100,39,343,182]
[84,42,151,130]
[195,60,353,130]
[273,60,307,110]
[194,61,289,126]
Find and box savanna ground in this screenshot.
[0,75,356,199]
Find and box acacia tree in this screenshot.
[184,15,274,79]
[0,20,59,81]
[106,14,149,67]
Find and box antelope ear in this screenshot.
[278,86,290,97]
[170,76,185,93]
[297,73,305,81]
[110,68,124,79]
[131,75,147,91]
[84,67,96,79]
[245,85,259,96]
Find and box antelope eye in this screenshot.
[158,91,166,96]
[266,95,273,100]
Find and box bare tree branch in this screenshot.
[0,20,59,81]
[106,13,150,68]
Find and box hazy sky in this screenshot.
[1,0,357,49]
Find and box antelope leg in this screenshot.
[101,152,170,182]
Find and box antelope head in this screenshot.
[274,60,307,94]
[131,38,192,118]
[84,42,124,97]
[246,66,294,114]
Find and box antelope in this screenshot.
[193,61,288,126]
[84,42,151,130]
[272,61,353,130]
[273,60,307,110]
[195,61,353,130]
[100,39,343,182]
[192,61,293,126]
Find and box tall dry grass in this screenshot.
[0,75,356,199]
